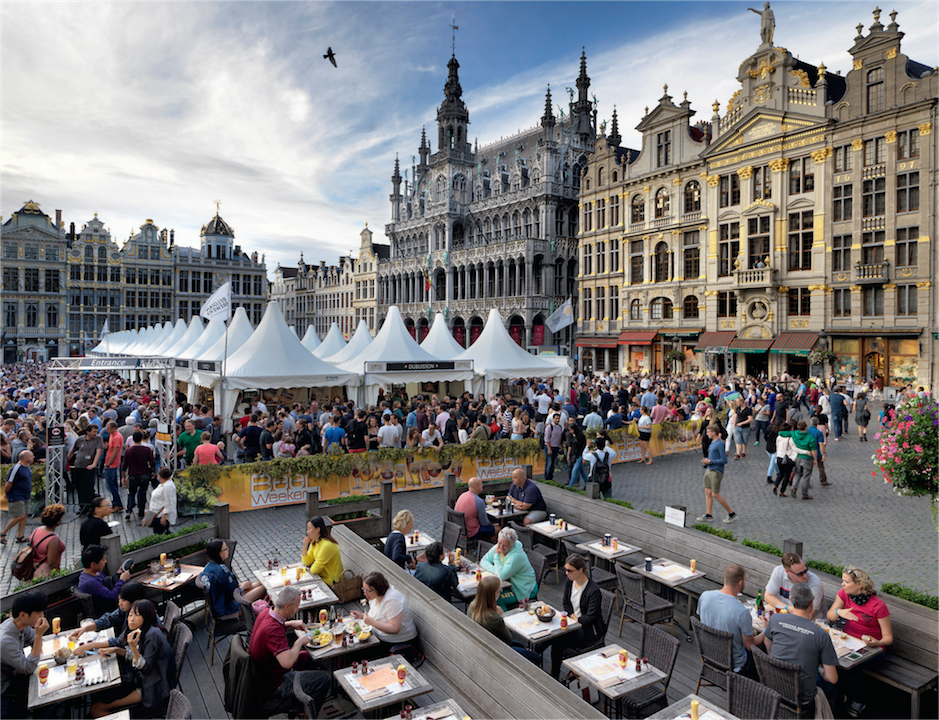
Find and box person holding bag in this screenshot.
[145,467,176,535]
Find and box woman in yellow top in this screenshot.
[301,516,343,585]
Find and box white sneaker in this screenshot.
[723,513,738,523]
[695,514,713,522]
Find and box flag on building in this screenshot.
[200,281,232,324]
[100,319,109,340]
[545,297,574,333]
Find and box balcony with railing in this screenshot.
[651,216,673,229]
[854,260,889,284]
[733,266,777,289]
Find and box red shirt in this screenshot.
[105,432,123,469]
[454,490,481,537]
[837,589,890,640]
[249,608,309,693]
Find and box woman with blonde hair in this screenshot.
[510,408,524,440]
[384,509,415,569]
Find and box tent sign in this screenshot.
[78,358,140,369]
[367,360,472,372]
[175,359,190,368]
[196,361,218,372]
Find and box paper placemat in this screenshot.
[83,659,106,686]
[675,709,725,720]
[456,569,496,593]
[348,664,413,699]
[651,562,695,583]
[574,652,649,686]
[505,610,562,638]
[589,541,625,556]
[531,521,581,536]
[38,664,71,695]
[260,568,317,589]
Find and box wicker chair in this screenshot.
[514,521,559,583]
[477,540,495,564]
[197,576,246,665]
[582,589,617,653]
[690,616,734,693]
[171,622,193,690]
[728,672,781,720]
[293,672,321,719]
[235,588,259,640]
[620,623,681,718]
[165,688,193,720]
[71,586,96,620]
[752,647,805,718]
[441,520,463,553]
[163,600,182,641]
[523,548,547,600]
[616,566,674,636]
[561,540,617,594]
[509,521,534,550]
[446,508,476,556]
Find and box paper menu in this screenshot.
[261,567,316,588]
[504,610,563,638]
[651,562,695,582]
[37,664,70,695]
[348,664,412,697]
[589,541,625,555]
[676,710,725,720]
[574,652,647,684]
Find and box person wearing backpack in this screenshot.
[583,437,617,498]
[2,449,33,546]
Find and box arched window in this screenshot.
[484,218,492,242]
[866,67,884,114]
[653,242,670,282]
[683,295,699,319]
[523,209,532,237]
[611,170,618,183]
[629,299,641,320]
[631,195,645,224]
[684,181,701,213]
[573,164,582,189]
[84,246,94,262]
[597,167,605,187]
[46,303,58,328]
[654,188,670,218]
[98,247,107,262]
[650,297,673,320]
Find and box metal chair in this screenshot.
[728,672,781,720]
[620,623,681,718]
[71,586,95,619]
[441,520,463,553]
[162,600,181,641]
[171,622,193,690]
[197,576,246,665]
[165,688,193,720]
[235,588,259,640]
[752,647,805,718]
[690,616,734,694]
[616,566,674,636]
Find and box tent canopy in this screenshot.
[301,326,321,353]
[420,313,465,360]
[189,307,256,388]
[179,321,226,362]
[323,320,372,364]
[160,317,205,358]
[313,323,346,358]
[149,319,188,356]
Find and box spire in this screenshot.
[436,52,469,153]
[393,154,401,181]
[572,48,593,138]
[541,85,556,129]
[418,127,429,167]
[444,55,463,102]
[608,106,621,146]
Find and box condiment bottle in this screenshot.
[560,613,568,629]
[397,663,407,685]
[691,699,700,720]
[690,559,697,573]
[618,649,628,668]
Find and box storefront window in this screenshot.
[888,339,919,386]
[833,338,859,378]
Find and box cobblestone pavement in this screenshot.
[3,399,935,596]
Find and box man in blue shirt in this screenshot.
[829,388,845,440]
[697,425,737,523]
[640,389,658,409]
[322,415,347,452]
[699,564,763,679]
[1,450,33,544]
[507,468,547,525]
[603,406,624,430]
[807,417,829,486]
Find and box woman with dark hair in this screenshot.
[200,540,267,620]
[773,422,796,496]
[413,542,458,599]
[29,504,66,578]
[90,599,175,718]
[762,418,780,486]
[301,516,343,585]
[367,415,380,450]
[80,497,113,550]
[550,553,605,678]
[350,572,418,648]
[71,582,149,651]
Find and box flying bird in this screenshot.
[324,47,337,68]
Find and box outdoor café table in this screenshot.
[253,564,339,611]
[530,520,585,573]
[303,619,380,667]
[562,643,667,715]
[646,693,744,720]
[576,539,642,571]
[381,531,436,557]
[28,628,121,710]
[485,500,528,526]
[99,711,131,720]
[443,556,510,605]
[503,603,581,650]
[382,697,471,720]
[630,558,706,642]
[136,563,203,608]
[334,654,433,715]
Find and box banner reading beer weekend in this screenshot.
[193,420,703,512]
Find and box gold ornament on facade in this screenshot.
[853,59,863,70]
[810,147,833,163]
[883,284,897,291]
[885,131,897,143]
[768,158,790,173]
[788,69,812,88]
[898,267,915,278]
[850,285,862,293]
[720,320,737,329]
[753,84,772,104]
[643,186,651,195]
[790,319,809,328]
[712,99,720,115]
[707,175,721,187]
[834,272,849,282]
[916,281,932,288]
[737,165,754,179]
[727,89,742,113]
[672,178,682,186]
[852,139,864,151]
[886,47,898,59]
[748,57,776,80]
[919,122,932,136]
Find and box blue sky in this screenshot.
[2,1,936,276]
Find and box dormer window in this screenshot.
[656,130,671,167]
[866,67,884,114]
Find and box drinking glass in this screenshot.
[67,657,78,683]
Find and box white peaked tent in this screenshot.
[337,306,473,405]
[300,326,321,354]
[218,302,358,422]
[323,320,372,364]
[150,320,188,356]
[160,317,205,358]
[90,328,134,356]
[457,308,572,396]
[122,326,154,356]
[420,313,466,360]
[133,323,167,355]
[174,321,226,384]
[289,326,298,337]
[313,323,346,358]
[189,307,255,390]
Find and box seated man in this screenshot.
[453,477,496,542]
[764,553,826,619]
[77,544,133,617]
[698,564,763,679]
[480,527,537,611]
[506,468,547,526]
[764,583,838,716]
[249,586,332,714]
[0,591,49,718]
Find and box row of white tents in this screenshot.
[90,303,572,417]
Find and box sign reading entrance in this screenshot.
[78,358,141,369]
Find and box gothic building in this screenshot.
[577,7,936,388]
[378,51,596,349]
[271,255,356,340]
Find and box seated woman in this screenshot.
[550,554,605,678]
[468,575,541,665]
[826,566,893,718]
[90,600,176,718]
[80,497,114,551]
[413,542,458,599]
[71,582,148,651]
[480,527,537,611]
[350,572,418,649]
[384,510,414,570]
[301,516,344,585]
[201,540,266,620]
[29,504,66,579]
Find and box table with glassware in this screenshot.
[484,496,528,526]
[562,643,667,708]
[137,561,203,594]
[503,602,581,649]
[334,654,433,714]
[646,693,744,720]
[303,616,380,664]
[27,627,120,709]
[443,553,510,603]
[253,563,339,610]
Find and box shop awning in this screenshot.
[728,337,775,354]
[823,328,924,337]
[693,331,737,352]
[616,331,658,345]
[652,328,705,337]
[770,332,819,355]
[575,337,618,348]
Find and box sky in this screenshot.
[2,1,936,277]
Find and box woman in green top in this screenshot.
[480,527,537,610]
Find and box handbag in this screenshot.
[141,510,157,527]
[331,569,363,603]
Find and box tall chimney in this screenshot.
[56,209,62,227]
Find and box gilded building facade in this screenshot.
[272,255,356,340]
[353,226,388,336]
[577,8,936,389]
[379,52,594,349]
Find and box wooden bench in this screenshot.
[862,654,938,719]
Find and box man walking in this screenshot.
[697,424,738,524]
[69,424,104,514]
[543,413,564,482]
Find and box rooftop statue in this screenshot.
[748,2,775,46]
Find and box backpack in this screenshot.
[590,451,612,489]
[12,531,54,581]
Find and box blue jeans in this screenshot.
[568,456,588,487]
[831,414,843,439]
[544,447,559,481]
[766,450,777,478]
[104,467,122,507]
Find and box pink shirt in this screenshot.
[650,405,669,424]
[454,490,481,537]
[837,589,889,641]
[193,443,220,465]
[105,432,123,469]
